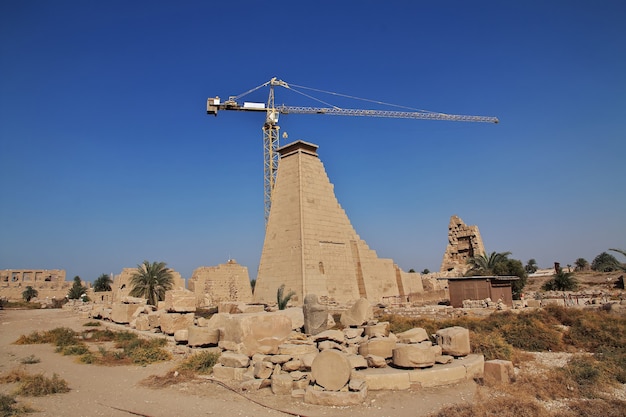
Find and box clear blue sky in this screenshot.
[1,1,624,283]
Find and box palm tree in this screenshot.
[129,261,174,306]
[67,276,88,300]
[466,251,512,276]
[276,284,295,310]
[574,258,589,271]
[609,248,626,271]
[93,274,113,292]
[591,252,621,272]
[22,286,38,302]
[543,268,578,291]
[525,259,538,274]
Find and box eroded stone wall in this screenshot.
[439,215,485,275]
[0,269,73,301]
[187,260,253,307]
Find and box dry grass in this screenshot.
[141,351,220,388]
[14,327,171,367]
[0,393,35,416]
[0,368,70,397]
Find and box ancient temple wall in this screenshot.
[188,260,252,307]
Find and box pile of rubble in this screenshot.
[74,293,485,406]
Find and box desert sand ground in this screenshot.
[0,309,477,417]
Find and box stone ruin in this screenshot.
[440,215,485,275]
[77,295,485,406]
[0,269,85,303]
[187,260,252,308]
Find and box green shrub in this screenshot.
[82,321,101,327]
[0,393,34,416]
[60,344,89,356]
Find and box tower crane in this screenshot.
[207,78,498,224]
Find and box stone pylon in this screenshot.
[253,140,422,305]
[439,215,485,275]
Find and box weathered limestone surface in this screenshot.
[311,350,352,391]
[484,359,515,383]
[163,290,196,313]
[210,312,292,356]
[187,326,219,347]
[440,215,485,275]
[0,269,71,302]
[302,294,328,335]
[436,326,471,357]
[188,260,252,308]
[392,344,436,368]
[254,141,424,305]
[219,351,250,368]
[358,338,397,359]
[275,307,305,331]
[212,364,246,381]
[110,303,141,324]
[408,361,467,387]
[160,313,194,335]
[271,373,293,395]
[340,298,373,327]
[396,327,429,344]
[304,386,367,406]
[357,368,411,390]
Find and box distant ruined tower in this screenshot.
[440,215,485,275]
[253,140,422,305]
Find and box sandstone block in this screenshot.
[392,344,436,368]
[408,362,466,387]
[275,307,305,330]
[212,364,246,381]
[365,354,387,368]
[160,313,194,335]
[436,326,470,357]
[358,368,410,390]
[363,322,389,338]
[311,350,352,391]
[282,359,302,372]
[344,328,364,339]
[303,294,329,335]
[163,290,196,313]
[340,298,373,327]
[111,303,141,324]
[270,354,292,364]
[219,351,250,368]
[254,361,274,379]
[135,315,151,331]
[358,338,396,359]
[271,373,293,395]
[314,329,345,344]
[484,359,515,383]
[300,353,317,369]
[346,354,368,369]
[278,343,318,356]
[304,386,367,406]
[396,327,429,344]
[436,355,454,364]
[187,326,219,347]
[318,340,344,352]
[174,329,188,343]
[460,354,485,379]
[211,312,292,356]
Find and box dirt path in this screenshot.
[0,309,476,417]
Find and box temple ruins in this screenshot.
[439,215,485,275]
[253,140,423,306]
[188,259,252,307]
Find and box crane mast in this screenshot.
[207,78,498,225]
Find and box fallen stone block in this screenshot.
[392,344,436,368]
[484,359,515,383]
[314,329,345,344]
[271,373,293,395]
[396,327,429,344]
[363,322,390,338]
[311,350,352,391]
[408,361,466,387]
[340,298,373,327]
[357,368,411,390]
[174,329,188,343]
[278,343,318,356]
[187,326,219,347]
[347,354,368,369]
[160,313,194,335]
[365,354,387,368]
[460,354,485,380]
[254,361,274,379]
[304,385,367,406]
[358,338,396,359]
[111,303,141,324]
[163,290,196,313]
[219,351,250,368]
[210,312,292,356]
[436,326,470,357]
[275,307,305,330]
[212,363,247,381]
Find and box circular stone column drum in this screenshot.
[311,350,352,391]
